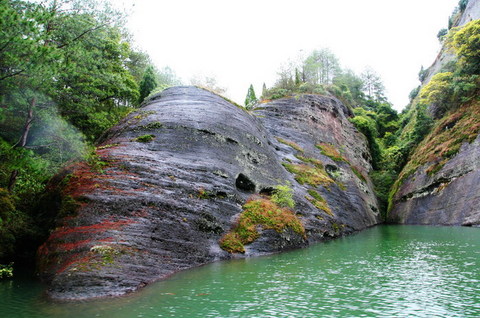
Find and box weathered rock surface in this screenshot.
[38,86,380,300]
[389,134,480,226]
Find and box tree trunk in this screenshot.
[7,170,18,193]
[17,97,36,148]
[8,97,36,193]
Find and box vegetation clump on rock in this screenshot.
[220,186,305,254]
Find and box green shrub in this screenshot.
[0,263,13,279]
[135,134,155,143]
[219,197,305,253]
[271,184,295,209]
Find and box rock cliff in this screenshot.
[389,100,480,226]
[422,0,480,85]
[38,86,380,300]
[389,1,480,226]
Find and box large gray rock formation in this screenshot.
[389,133,480,226]
[389,1,480,226]
[38,86,380,300]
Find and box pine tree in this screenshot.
[139,66,158,104]
[244,84,257,109]
[261,83,267,99]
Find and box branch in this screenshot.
[57,23,107,49]
[0,69,26,81]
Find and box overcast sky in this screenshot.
[119,0,458,110]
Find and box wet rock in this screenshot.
[38,87,380,300]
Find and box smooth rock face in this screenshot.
[389,135,480,226]
[38,86,380,300]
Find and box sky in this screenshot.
[117,0,459,110]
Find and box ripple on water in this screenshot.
[0,226,479,318]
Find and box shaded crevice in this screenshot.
[235,173,256,192]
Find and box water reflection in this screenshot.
[1,225,479,317]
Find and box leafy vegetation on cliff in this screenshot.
[387,17,480,216]
[220,186,305,254]
[0,0,182,267]
[259,47,403,216]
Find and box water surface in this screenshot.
[1,225,478,317]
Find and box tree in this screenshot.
[361,67,386,102]
[437,28,448,42]
[333,69,365,106]
[303,48,340,85]
[190,74,226,95]
[138,66,158,104]
[447,19,480,74]
[261,83,267,99]
[244,84,257,109]
[459,0,469,12]
[156,66,182,88]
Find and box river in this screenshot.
[0,225,478,317]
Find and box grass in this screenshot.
[139,122,163,130]
[219,198,305,253]
[282,162,333,187]
[294,154,324,168]
[306,189,333,216]
[276,137,304,152]
[350,165,367,183]
[316,142,347,162]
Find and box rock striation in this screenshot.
[38,86,380,300]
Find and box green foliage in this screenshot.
[333,70,365,106]
[0,0,176,265]
[261,48,384,108]
[349,109,382,169]
[139,122,163,130]
[370,170,397,219]
[276,137,304,152]
[282,162,333,187]
[261,83,267,99]
[306,189,332,215]
[409,86,421,101]
[271,184,295,209]
[447,19,480,74]
[437,28,448,42]
[0,263,14,279]
[219,197,305,253]
[316,143,347,162]
[244,84,258,109]
[419,72,454,112]
[90,245,120,264]
[361,68,386,102]
[135,134,155,143]
[139,66,158,104]
[304,48,341,85]
[459,0,469,12]
[418,66,428,82]
[384,21,480,218]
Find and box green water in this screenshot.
[1,226,479,318]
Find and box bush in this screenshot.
[135,134,155,143]
[0,263,13,279]
[271,184,295,209]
